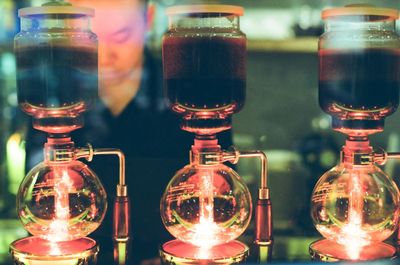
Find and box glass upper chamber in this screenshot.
[15,2,98,134]
[318,5,400,133]
[163,5,246,135]
[17,159,107,242]
[160,162,252,247]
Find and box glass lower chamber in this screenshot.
[10,236,98,265]
[160,240,248,265]
[309,239,397,262]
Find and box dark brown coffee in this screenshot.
[319,48,400,118]
[163,36,246,114]
[16,45,98,115]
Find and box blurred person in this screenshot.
[76,0,150,116]
[25,0,232,264]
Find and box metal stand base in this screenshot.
[160,239,248,265]
[10,236,99,265]
[309,238,397,262]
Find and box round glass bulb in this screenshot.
[161,163,252,247]
[311,163,400,248]
[17,160,107,242]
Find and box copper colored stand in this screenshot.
[160,240,248,265]
[10,236,98,265]
[309,239,397,262]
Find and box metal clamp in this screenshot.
[340,146,400,167]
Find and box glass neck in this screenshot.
[341,136,374,166]
[190,135,222,165]
[332,118,384,137]
[32,115,84,134]
[168,13,240,31]
[44,135,75,162]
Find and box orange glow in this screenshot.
[49,241,62,256]
[340,213,369,260]
[197,246,211,260]
[338,173,369,260]
[192,172,219,248]
[192,217,220,249]
[48,169,73,242]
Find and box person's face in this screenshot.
[70,0,147,87]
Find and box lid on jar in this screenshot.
[322,4,398,20]
[166,5,244,16]
[19,1,94,17]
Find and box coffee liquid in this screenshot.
[163,36,246,114]
[16,45,98,115]
[319,49,400,118]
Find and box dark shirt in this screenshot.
[25,49,232,264]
